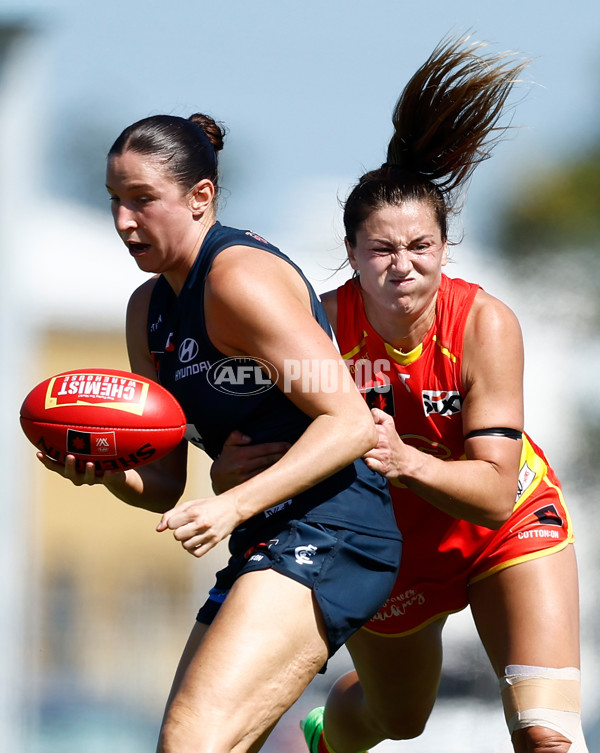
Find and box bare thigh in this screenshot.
[330,618,446,744]
[469,546,581,675]
[158,568,330,753]
[470,546,582,752]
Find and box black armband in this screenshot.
[464,427,522,441]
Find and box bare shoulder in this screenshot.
[462,288,524,394]
[205,246,334,357]
[465,288,523,346]
[462,288,525,434]
[208,245,309,307]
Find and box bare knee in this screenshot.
[500,666,588,753]
[157,706,197,753]
[325,670,432,744]
[158,700,225,753]
[367,705,430,741]
[512,725,575,753]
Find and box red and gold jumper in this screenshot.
[336,274,573,636]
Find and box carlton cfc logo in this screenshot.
[295,545,318,565]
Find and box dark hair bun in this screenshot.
[188,113,226,152]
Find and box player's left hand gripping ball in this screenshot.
[20,368,187,472]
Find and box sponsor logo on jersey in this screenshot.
[422,390,462,417]
[45,373,149,415]
[517,529,561,540]
[295,544,318,565]
[516,461,536,500]
[362,384,395,415]
[174,361,212,382]
[244,231,269,244]
[264,500,292,517]
[207,357,278,395]
[533,504,563,526]
[178,338,199,363]
[149,314,163,333]
[513,504,564,540]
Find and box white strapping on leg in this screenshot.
[500,665,588,752]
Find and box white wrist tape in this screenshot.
[500,665,588,752]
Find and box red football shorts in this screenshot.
[363,469,573,637]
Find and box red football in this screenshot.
[20,368,187,472]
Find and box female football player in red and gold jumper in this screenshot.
[310,36,588,753]
[214,36,588,753]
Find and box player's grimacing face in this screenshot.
[106,150,199,274]
[346,201,448,318]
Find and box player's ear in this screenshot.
[189,179,215,216]
[441,241,448,267]
[345,238,359,271]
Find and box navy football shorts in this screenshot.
[197,518,401,656]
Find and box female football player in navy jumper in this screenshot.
[213,38,588,753]
[37,113,402,753]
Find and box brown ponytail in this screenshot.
[344,35,530,244]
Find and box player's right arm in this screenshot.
[37,278,188,514]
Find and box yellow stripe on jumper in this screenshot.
[432,335,457,363]
[341,332,367,360]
